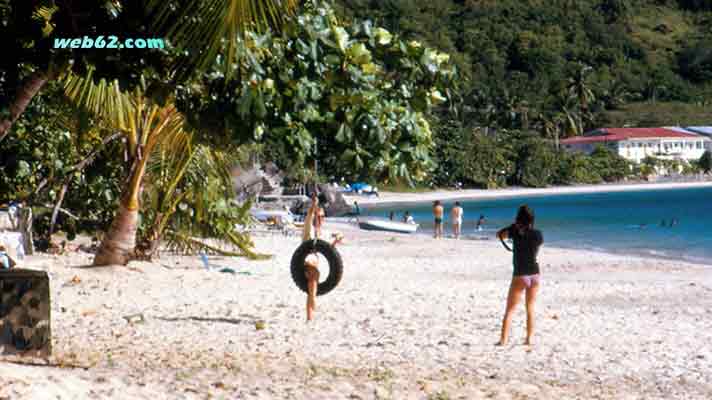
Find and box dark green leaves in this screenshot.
[179,1,455,183]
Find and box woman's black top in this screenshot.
[506,224,543,276]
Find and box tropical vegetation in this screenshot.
[2,0,711,264]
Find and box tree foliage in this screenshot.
[700,150,712,173]
[337,0,712,129]
[0,83,124,235]
[177,1,455,184]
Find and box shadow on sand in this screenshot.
[155,315,261,326]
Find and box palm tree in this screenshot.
[134,122,197,260]
[567,63,595,111]
[1,0,299,141]
[64,72,189,265]
[600,78,631,110]
[56,1,299,265]
[541,112,565,150]
[143,144,270,260]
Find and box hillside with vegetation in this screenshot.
[1,0,712,260]
[335,0,712,186]
[337,0,712,127]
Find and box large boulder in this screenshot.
[232,162,285,202]
[317,184,352,217]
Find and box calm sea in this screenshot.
[371,187,712,265]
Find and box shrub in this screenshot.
[699,150,712,173]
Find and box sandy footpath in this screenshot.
[345,181,712,207]
[1,222,712,399]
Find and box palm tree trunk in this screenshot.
[0,71,50,142]
[93,158,147,266]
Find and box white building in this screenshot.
[561,127,710,163]
[683,127,712,151]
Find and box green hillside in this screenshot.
[336,0,712,128]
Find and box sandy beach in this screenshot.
[346,181,712,207]
[2,220,711,399]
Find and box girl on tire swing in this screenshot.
[303,193,343,322]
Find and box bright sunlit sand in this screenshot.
[2,221,711,399]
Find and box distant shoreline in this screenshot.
[344,181,712,207]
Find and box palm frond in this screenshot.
[33,3,58,37]
[62,71,188,159]
[164,229,270,259]
[61,71,266,260]
[147,0,299,80]
[61,71,134,132]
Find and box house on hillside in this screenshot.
[561,127,710,164]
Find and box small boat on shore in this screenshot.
[250,209,295,225]
[358,218,418,234]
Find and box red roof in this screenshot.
[561,128,700,145]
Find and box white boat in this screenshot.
[250,209,295,225]
[358,218,418,234]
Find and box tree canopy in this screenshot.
[177,1,456,184]
[336,0,712,129]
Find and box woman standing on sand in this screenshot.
[496,205,543,346]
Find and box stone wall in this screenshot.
[0,269,51,358]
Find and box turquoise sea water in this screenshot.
[371,187,712,264]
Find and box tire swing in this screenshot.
[290,239,343,296]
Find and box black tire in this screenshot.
[290,239,343,296]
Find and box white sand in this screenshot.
[2,223,712,399]
[345,181,712,207]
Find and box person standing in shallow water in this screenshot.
[476,214,486,231]
[450,202,464,239]
[432,200,444,239]
[496,205,543,346]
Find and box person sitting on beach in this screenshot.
[433,201,444,239]
[496,205,543,346]
[451,202,464,239]
[403,211,415,225]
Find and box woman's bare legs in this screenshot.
[524,281,540,345]
[497,278,526,346]
[305,264,319,322]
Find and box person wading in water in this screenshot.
[433,200,444,239]
[496,205,543,346]
[451,201,464,239]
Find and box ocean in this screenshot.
[371,186,712,265]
